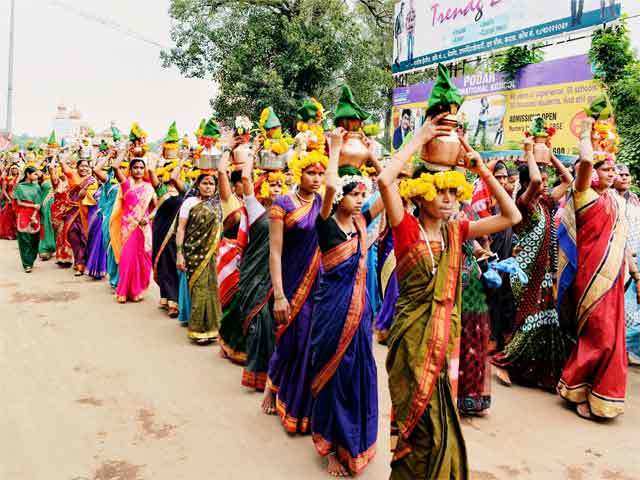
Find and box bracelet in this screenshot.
[176,244,183,252]
[274,294,285,301]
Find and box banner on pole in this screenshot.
[392,0,623,74]
[391,55,603,159]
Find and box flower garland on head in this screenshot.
[333,175,372,205]
[259,171,289,198]
[399,170,473,203]
[288,149,329,184]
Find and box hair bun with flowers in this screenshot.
[334,175,372,205]
[399,170,472,203]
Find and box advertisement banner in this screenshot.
[392,0,622,74]
[391,55,603,160]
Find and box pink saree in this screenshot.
[110,178,155,301]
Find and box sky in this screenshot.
[0,1,638,140]
[0,0,214,140]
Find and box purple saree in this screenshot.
[267,193,321,434]
[310,216,377,475]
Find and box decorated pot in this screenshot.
[339,131,369,169]
[197,147,222,170]
[420,115,462,171]
[233,142,253,170]
[163,144,179,160]
[258,149,288,171]
[533,136,551,165]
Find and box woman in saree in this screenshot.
[83,157,112,280]
[217,143,250,364]
[176,171,223,344]
[110,156,156,303]
[309,129,383,477]
[57,156,98,276]
[13,167,42,272]
[557,117,630,420]
[150,158,187,318]
[492,140,573,390]
[457,204,493,417]
[37,170,57,261]
[50,164,73,267]
[0,164,19,240]
[374,223,399,344]
[264,149,327,433]
[237,160,283,392]
[378,114,521,480]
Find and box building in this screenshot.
[52,104,90,145]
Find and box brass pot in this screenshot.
[339,131,369,169]
[533,136,550,165]
[420,116,462,171]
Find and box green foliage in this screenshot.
[162,0,393,129]
[492,46,544,82]
[589,19,640,177]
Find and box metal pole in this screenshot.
[6,0,16,135]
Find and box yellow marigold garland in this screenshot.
[399,170,472,203]
[288,149,328,184]
[260,171,289,198]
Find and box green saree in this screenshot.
[38,180,56,258]
[184,200,223,342]
[387,220,468,480]
[14,182,43,270]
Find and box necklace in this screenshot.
[333,215,355,239]
[295,191,312,204]
[418,222,444,276]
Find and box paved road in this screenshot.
[1,240,639,480]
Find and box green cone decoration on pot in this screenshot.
[202,118,221,139]
[47,130,58,147]
[111,126,122,142]
[297,99,320,122]
[584,94,613,121]
[259,107,281,130]
[164,121,180,143]
[334,85,370,121]
[528,116,548,137]
[427,64,464,116]
[129,122,147,142]
[99,140,109,152]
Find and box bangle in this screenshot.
[274,294,285,301]
[176,244,183,252]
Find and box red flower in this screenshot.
[546,127,556,137]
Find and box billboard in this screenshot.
[391,55,603,160]
[392,0,622,74]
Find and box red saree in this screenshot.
[557,189,628,418]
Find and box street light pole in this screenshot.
[6,0,16,135]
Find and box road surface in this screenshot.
[0,240,638,480]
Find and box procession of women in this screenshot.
[1,65,638,479]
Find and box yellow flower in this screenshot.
[399,171,471,203]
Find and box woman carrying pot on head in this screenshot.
[236,156,285,392]
[175,168,224,344]
[149,123,189,318]
[309,128,384,477]
[492,128,574,391]
[264,148,327,433]
[557,98,631,421]
[109,152,156,304]
[378,113,521,479]
[56,153,99,276]
[13,166,43,272]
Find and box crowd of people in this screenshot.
[0,66,637,479]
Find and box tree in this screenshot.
[162,0,393,131]
[589,20,640,176]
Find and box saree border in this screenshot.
[401,222,461,440]
[312,433,377,476]
[311,219,367,397]
[188,212,223,291]
[576,194,627,334]
[241,369,267,391]
[275,396,310,434]
[275,248,321,342]
[557,379,625,418]
[242,288,273,335]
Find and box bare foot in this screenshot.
[116,296,127,304]
[576,403,595,420]
[495,367,512,386]
[327,454,349,477]
[261,389,276,415]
